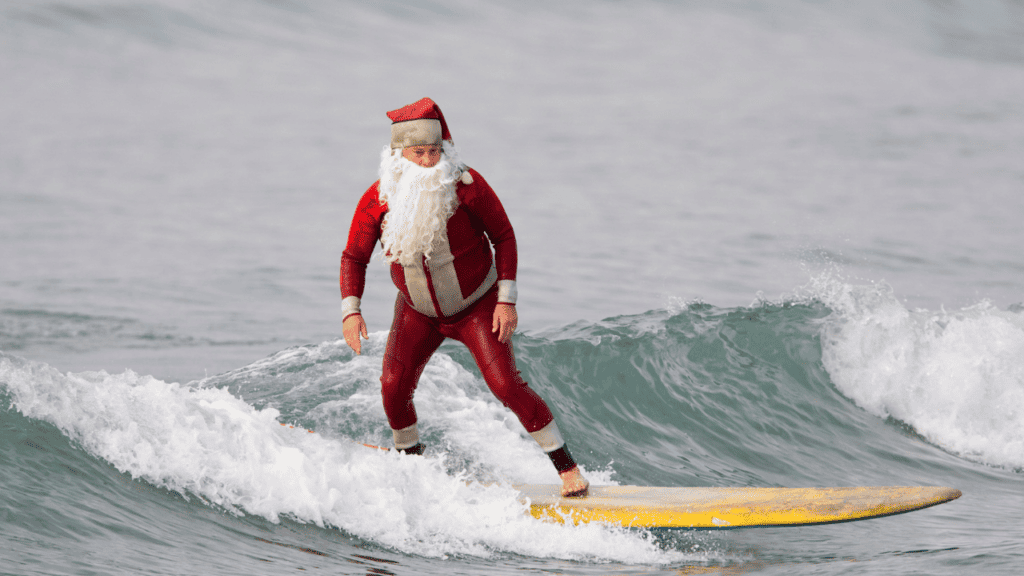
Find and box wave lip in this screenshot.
[815,276,1024,470]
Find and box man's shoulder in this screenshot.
[457,167,495,197]
[355,181,387,215]
[360,180,382,199]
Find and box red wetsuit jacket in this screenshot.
[340,168,518,318]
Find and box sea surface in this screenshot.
[2,1,1023,574]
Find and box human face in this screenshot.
[402,144,442,168]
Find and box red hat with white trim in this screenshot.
[387,97,452,149]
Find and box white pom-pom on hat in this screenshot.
[460,171,473,185]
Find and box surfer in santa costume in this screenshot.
[340,97,589,497]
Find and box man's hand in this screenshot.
[492,303,517,343]
[343,314,369,354]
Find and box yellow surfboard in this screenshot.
[515,485,962,529]
[301,431,962,529]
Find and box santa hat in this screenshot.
[387,97,452,149]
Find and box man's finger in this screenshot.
[497,315,509,342]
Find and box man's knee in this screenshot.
[381,356,406,389]
[480,361,552,428]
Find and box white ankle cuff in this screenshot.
[393,423,420,450]
[529,421,565,453]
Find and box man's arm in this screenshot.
[460,169,518,305]
[459,169,520,342]
[340,183,386,353]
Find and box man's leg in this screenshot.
[449,293,589,497]
[381,295,445,453]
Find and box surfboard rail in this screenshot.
[515,485,962,529]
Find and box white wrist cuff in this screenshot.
[341,296,361,319]
[497,280,517,304]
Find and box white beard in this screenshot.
[377,142,464,267]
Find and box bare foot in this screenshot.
[559,466,589,498]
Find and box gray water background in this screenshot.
[3,1,1023,383]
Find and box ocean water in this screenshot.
[2,0,1023,574]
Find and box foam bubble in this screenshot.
[811,275,1024,469]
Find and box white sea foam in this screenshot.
[301,334,618,486]
[811,274,1024,470]
[0,352,689,563]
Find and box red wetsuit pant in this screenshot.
[381,287,554,434]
